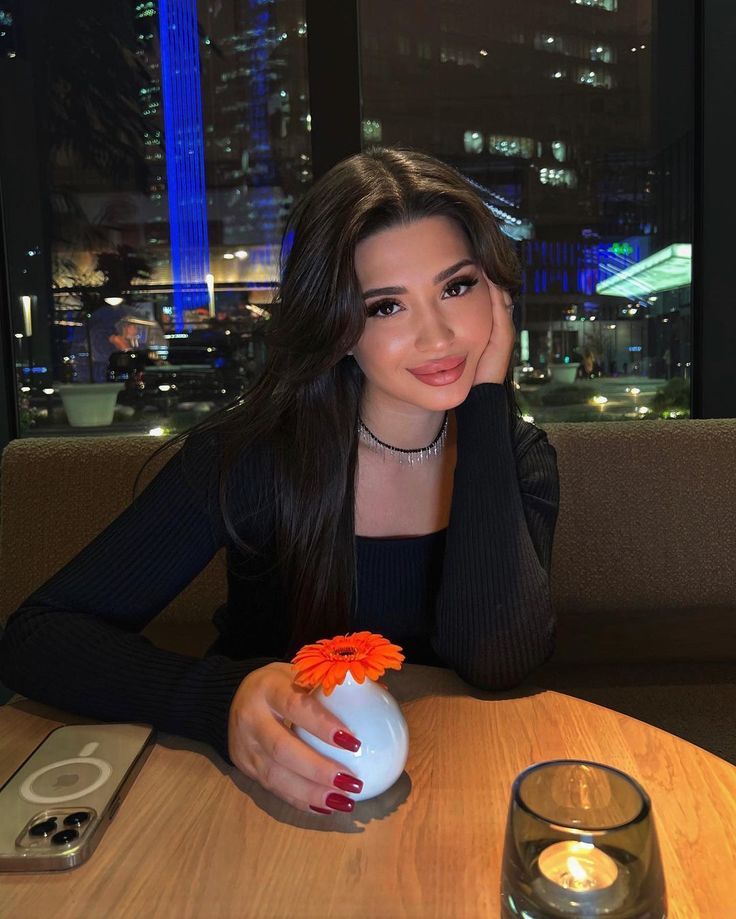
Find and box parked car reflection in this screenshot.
[514,363,549,385]
[107,329,263,412]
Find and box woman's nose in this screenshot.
[415,305,455,352]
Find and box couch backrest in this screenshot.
[0,436,227,626]
[2,422,735,660]
[546,419,736,662]
[547,419,736,612]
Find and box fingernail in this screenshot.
[309,805,332,815]
[326,793,355,813]
[333,730,361,752]
[334,773,363,794]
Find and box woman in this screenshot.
[0,148,559,817]
[576,347,603,380]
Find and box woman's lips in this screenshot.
[408,356,467,386]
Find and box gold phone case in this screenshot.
[0,722,155,871]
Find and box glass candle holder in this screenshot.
[500,760,667,918]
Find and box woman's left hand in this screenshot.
[472,276,515,386]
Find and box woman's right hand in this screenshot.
[227,662,364,815]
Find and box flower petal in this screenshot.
[291,631,403,693]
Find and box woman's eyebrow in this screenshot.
[361,258,477,299]
[433,258,476,285]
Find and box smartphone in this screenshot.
[0,722,155,871]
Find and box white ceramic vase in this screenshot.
[294,672,409,802]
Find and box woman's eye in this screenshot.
[443,276,479,298]
[366,277,478,315]
[366,300,401,318]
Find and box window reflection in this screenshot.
[5,0,310,436]
[360,0,692,422]
[488,136,536,160]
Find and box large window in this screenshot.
[1,0,310,436]
[0,1,705,435]
[360,0,693,423]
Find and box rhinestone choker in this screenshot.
[357,413,449,465]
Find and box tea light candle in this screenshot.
[538,841,618,891]
[533,841,627,914]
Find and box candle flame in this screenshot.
[539,841,617,891]
[566,857,590,884]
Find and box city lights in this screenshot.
[11,0,688,433]
[206,272,215,318]
[21,295,32,337]
[597,244,692,299]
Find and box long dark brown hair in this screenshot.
[144,147,521,653]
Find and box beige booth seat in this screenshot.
[2,421,735,761]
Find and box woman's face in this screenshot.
[352,215,493,415]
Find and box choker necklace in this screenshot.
[358,413,449,465]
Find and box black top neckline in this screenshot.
[354,529,448,543]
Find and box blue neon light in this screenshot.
[158,0,210,330]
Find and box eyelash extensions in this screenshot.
[365,275,479,318]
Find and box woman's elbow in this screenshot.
[439,632,556,693]
[0,604,55,690]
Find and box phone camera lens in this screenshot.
[51,829,79,846]
[64,812,90,827]
[29,818,57,838]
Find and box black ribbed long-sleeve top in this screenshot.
[0,384,559,761]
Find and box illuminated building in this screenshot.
[360,0,692,376]
[135,0,311,318]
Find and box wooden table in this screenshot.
[1,665,735,918]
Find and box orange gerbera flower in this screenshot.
[291,631,405,696]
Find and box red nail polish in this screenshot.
[309,806,332,815]
[334,773,363,794]
[326,793,355,813]
[333,730,361,752]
